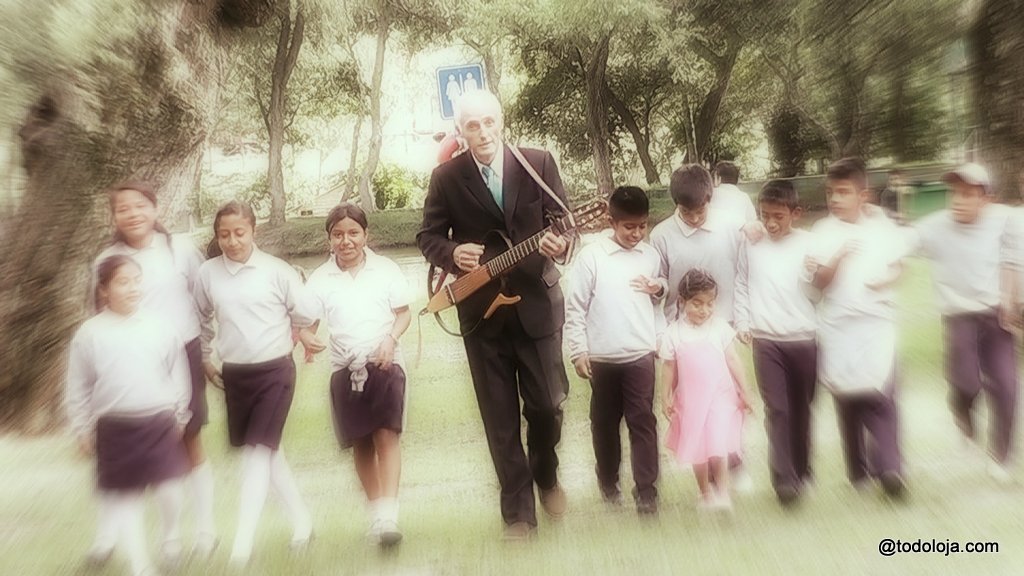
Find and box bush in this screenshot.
[372,164,426,210]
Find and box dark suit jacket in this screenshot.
[417,146,571,339]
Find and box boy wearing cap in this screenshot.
[906,163,1021,483]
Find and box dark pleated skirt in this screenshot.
[183,337,208,439]
[330,364,406,449]
[96,411,188,491]
[222,355,295,450]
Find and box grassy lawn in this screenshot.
[1,256,1023,575]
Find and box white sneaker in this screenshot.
[159,539,183,571]
[988,459,1014,485]
[732,465,754,494]
[365,518,383,546]
[192,532,219,561]
[696,494,717,513]
[378,519,403,547]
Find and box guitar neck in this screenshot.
[484,226,552,277]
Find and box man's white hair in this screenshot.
[454,89,503,129]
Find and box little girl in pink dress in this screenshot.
[660,268,752,511]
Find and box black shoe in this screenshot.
[600,484,623,506]
[879,472,907,500]
[776,484,800,507]
[636,498,658,516]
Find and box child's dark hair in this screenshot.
[678,268,718,301]
[325,202,369,234]
[108,181,174,255]
[207,201,257,258]
[669,164,714,210]
[714,161,740,185]
[94,254,139,311]
[608,186,649,220]
[758,179,800,211]
[826,157,868,190]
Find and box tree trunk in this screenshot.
[692,42,742,164]
[605,84,660,185]
[0,0,269,432]
[971,0,1024,200]
[266,0,305,226]
[482,44,502,101]
[358,19,389,213]
[582,34,614,198]
[344,114,363,202]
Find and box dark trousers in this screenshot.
[833,377,902,483]
[590,354,659,501]
[463,314,569,527]
[943,310,1019,462]
[752,338,817,491]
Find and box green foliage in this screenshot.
[371,163,426,210]
[767,105,830,177]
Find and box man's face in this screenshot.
[458,99,504,165]
[949,180,989,224]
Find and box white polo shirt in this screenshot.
[92,233,204,342]
[194,247,317,364]
[908,203,1020,315]
[712,183,758,223]
[306,249,412,372]
[65,309,190,438]
[650,207,744,324]
[735,229,817,341]
[564,237,663,364]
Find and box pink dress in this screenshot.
[659,317,744,466]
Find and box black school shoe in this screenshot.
[879,472,908,500]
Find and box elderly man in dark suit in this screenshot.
[417,89,571,541]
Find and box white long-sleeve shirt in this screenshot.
[711,183,758,223]
[904,204,1020,315]
[91,233,204,342]
[734,229,817,341]
[650,208,744,324]
[65,309,190,438]
[194,247,317,364]
[564,237,663,363]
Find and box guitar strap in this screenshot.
[506,143,578,264]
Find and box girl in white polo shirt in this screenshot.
[91,181,217,559]
[194,201,320,565]
[303,203,412,547]
[68,254,191,576]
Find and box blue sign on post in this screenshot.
[437,64,486,120]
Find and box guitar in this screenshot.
[423,199,606,335]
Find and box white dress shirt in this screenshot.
[712,183,758,223]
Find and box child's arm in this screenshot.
[375,306,412,370]
[564,251,596,379]
[660,360,678,420]
[192,270,223,387]
[724,340,753,414]
[65,334,96,455]
[809,242,856,291]
[167,337,192,432]
[734,241,752,345]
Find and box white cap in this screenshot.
[943,163,992,194]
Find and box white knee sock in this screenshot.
[154,478,185,549]
[115,493,152,576]
[377,497,399,524]
[269,448,312,540]
[231,446,271,562]
[190,461,216,536]
[89,491,119,554]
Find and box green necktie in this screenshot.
[481,164,503,212]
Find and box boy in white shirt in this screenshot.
[565,186,663,514]
[712,161,758,223]
[806,157,907,499]
[905,163,1020,482]
[735,180,818,506]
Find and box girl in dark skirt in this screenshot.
[67,255,192,576]
[92,181,217,561]
[303,203,412,547]
[194,201,322,565]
